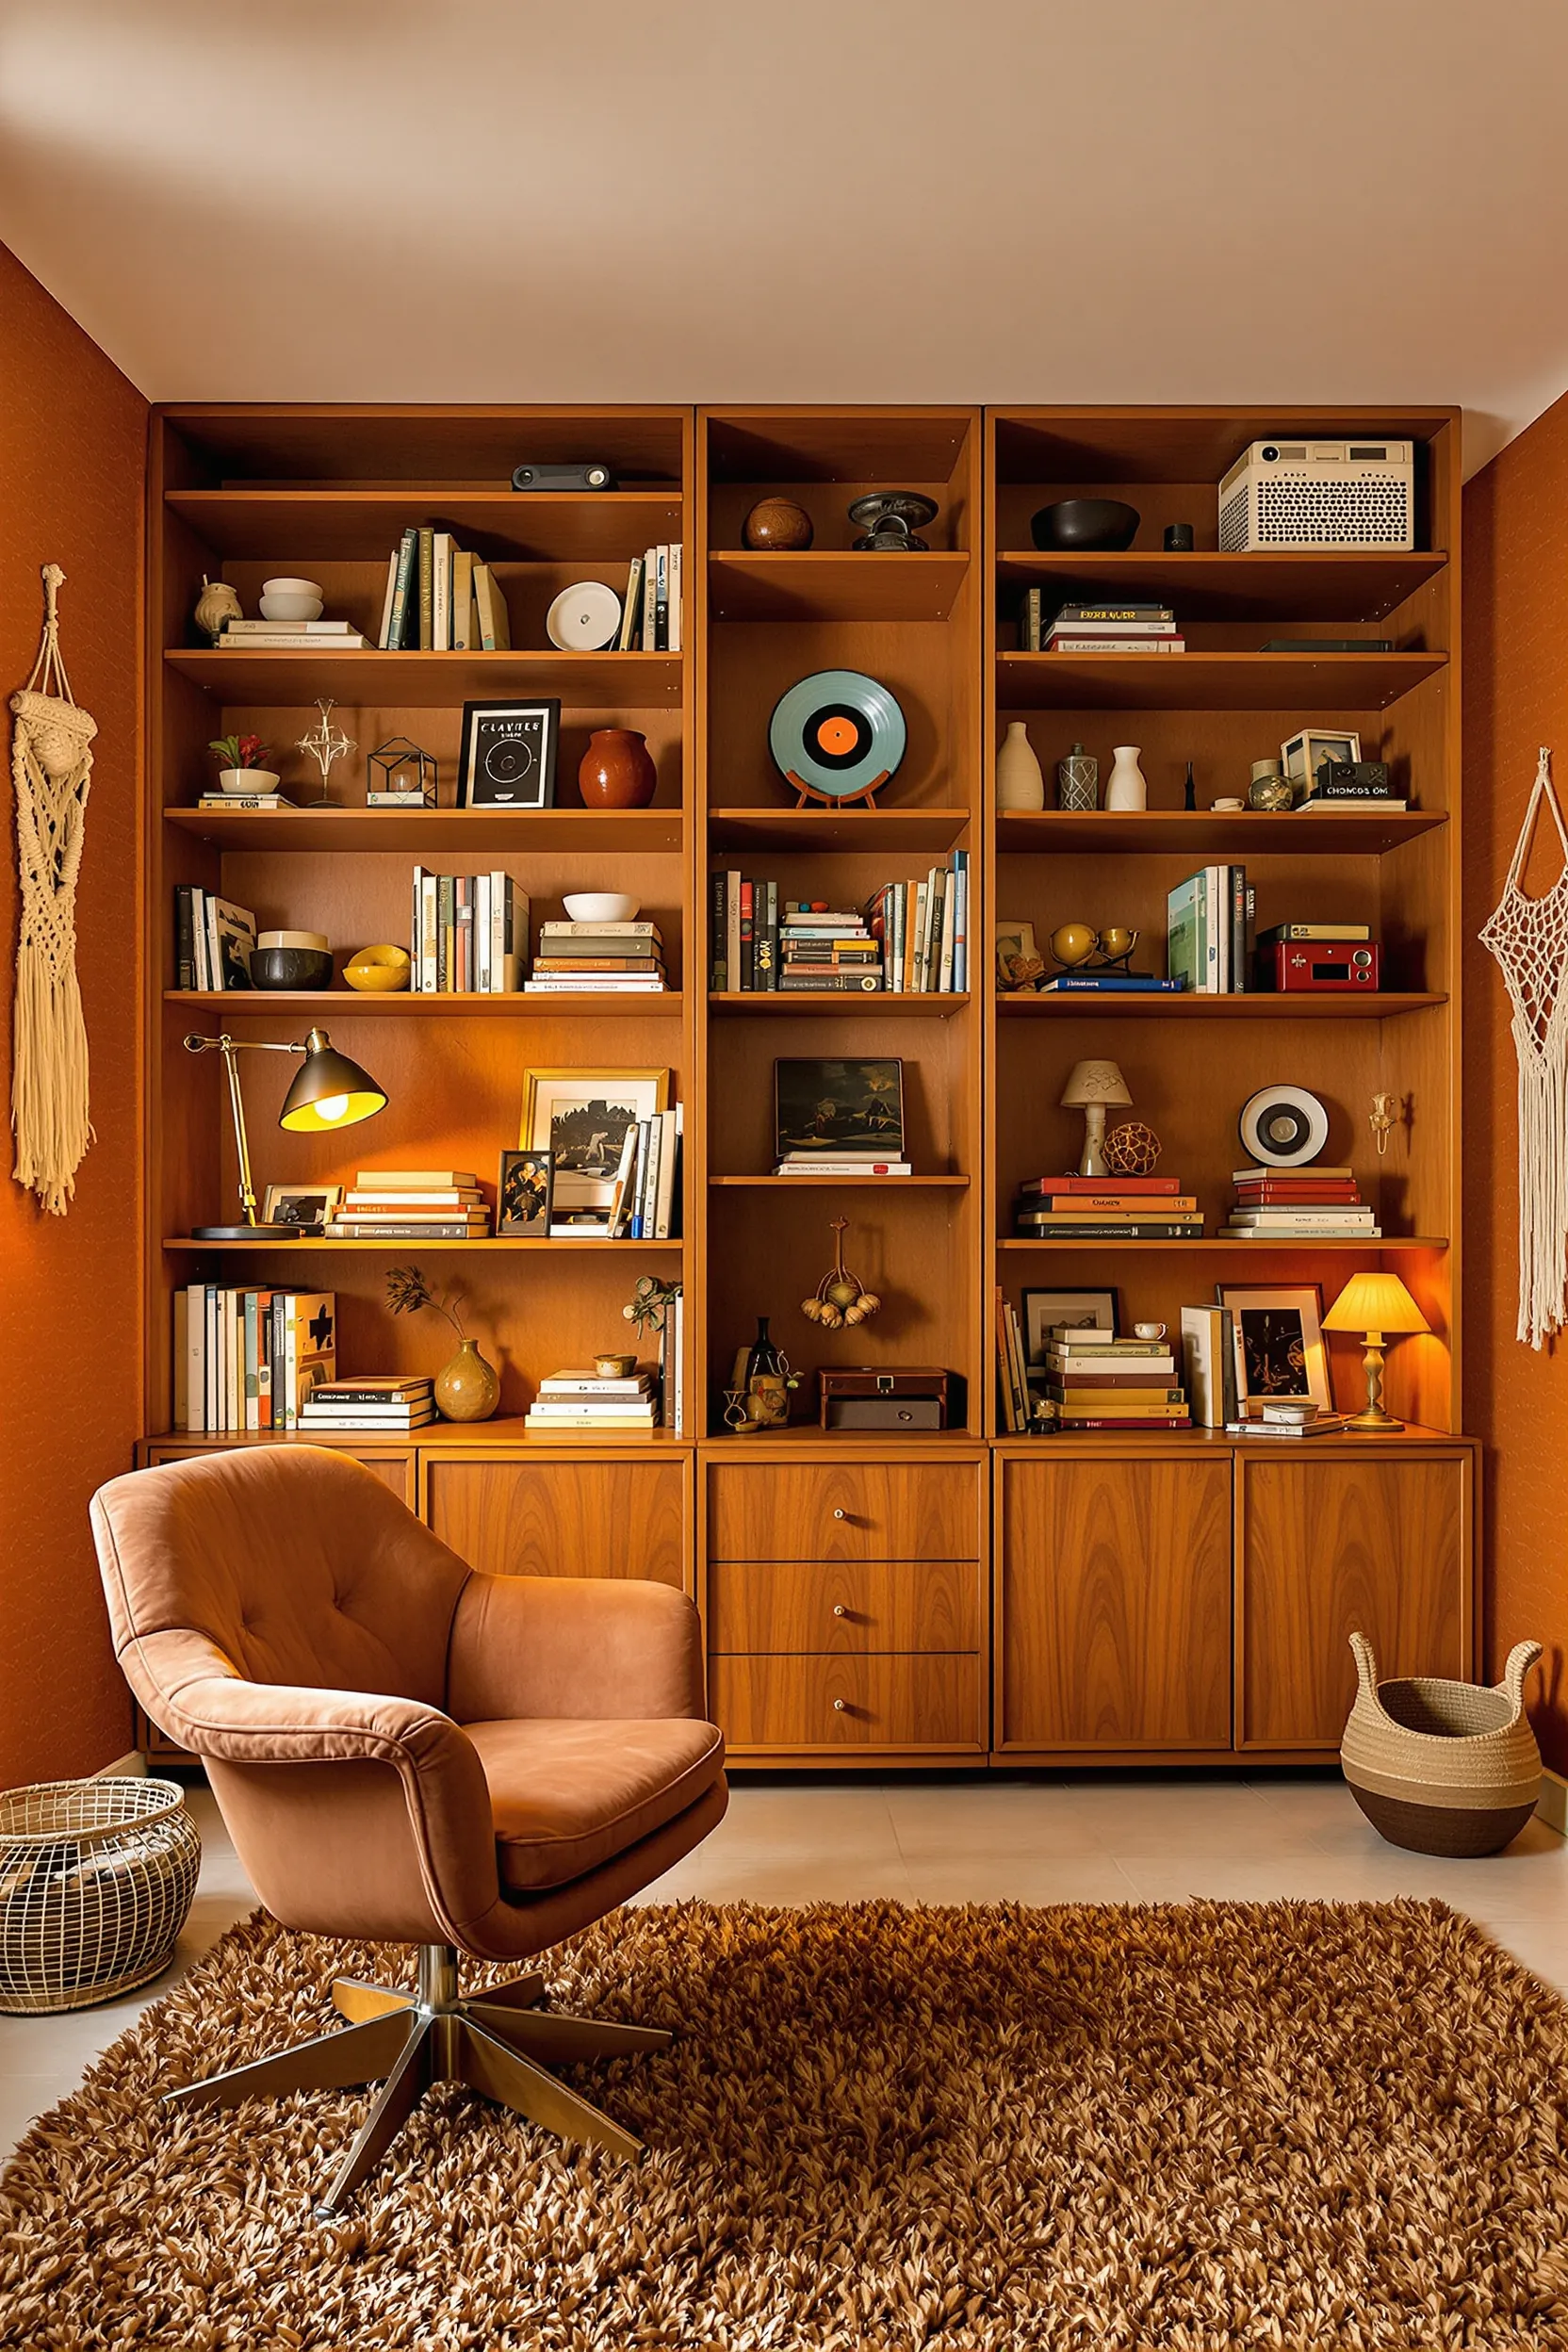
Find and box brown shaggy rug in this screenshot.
[4,1899,1568,2348]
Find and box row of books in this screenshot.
[1167,866,1256,994]
[302,1377,434,1431]
[1224,1165,1380,1241]
[560,1107,683,1239]
[1020,597,1185,655]
[174,1287,335,1434]
[373,529,514,652]
[524,918,667,995]
[325,1170,488,1243]
[410,870,529,992]
[1013,1174,1203,1241]
[173,886,257,992]
[995,1295,1046,1432]
[710,858,971,994]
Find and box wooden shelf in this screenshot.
[707,806,971,853]
[709,992,968,1018]
[145,1420,693,1449]
[995,650,1445,711]
[997,1236,1448,1252]
[167,487,683,562]
[162,1235,685,1252]
[996,990,1445,1019]
[710,1174,969,1187]
[995,809,1445,857]
[166,989,683,1019]
[994,550,1446,624]
[164,805,684,853]
[166,648,683,709]
[708,551,970,622]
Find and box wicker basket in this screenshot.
[0,1778,201,2014]
[1340,1633,1543,1857]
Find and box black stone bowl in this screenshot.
[250,946,334,989]
[1030,498,1140,551]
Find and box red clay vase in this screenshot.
[579,727,657,809]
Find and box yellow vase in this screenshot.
[434,1337,499,1422]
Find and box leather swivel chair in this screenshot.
[90,1447,727,2214]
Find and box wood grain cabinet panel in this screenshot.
[707,1462,983,1562]
[998,1456,1232,1750]
[709,1654,982,1750]
[142,1441,415,1509]
[1238,1453,1470,1749]
[424,1459,688,1586]
[708,1558,978,1655]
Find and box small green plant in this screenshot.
[385,1263,468,1338]
[208,731,271,770]
[624,1274,681,1336]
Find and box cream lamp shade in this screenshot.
[1058,1058,1132,1178]
[1324,1270,1430,1433]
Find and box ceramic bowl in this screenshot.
[344,944,413,992]
[594,1352,638,1378]
[250,944,334,990]
[218,767,281,795]
[563,891,639,923]
[259,591,324,622]
[1029,498,1140,551]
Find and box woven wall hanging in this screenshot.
[1478,746,1568,1347]
[9,564,96,1215]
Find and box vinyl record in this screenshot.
[1238,1084,1331,1168]
[769,669,906,803]
[546,580,623,651]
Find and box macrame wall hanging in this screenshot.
[1478,745,1568,1348]
[9,564,96,1215]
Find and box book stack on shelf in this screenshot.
[710,858,969,994]
[174,888,256,991]
[525,918,667,996]
[411,871,529,994]
[220,615,368,653]
[324,1171,490,1242]
[1040,1327,1192,1431]
[301,1376,435,1434]
[1227,1399,1354,1440]
[1224,1164,1380,1241]
[778,900,880,992]
[1021,596,1185,655]
[173,1285,335,1434]
[1168,868,1255,994]
[1013,1174,1204,1241]
[524,1364,661,1439]
[563,1108,681,1238]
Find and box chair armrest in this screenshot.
[447,1576,708,1724]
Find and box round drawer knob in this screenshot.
[833,1604,848,1618]
[833,1698,848,1711]
[832,1509,847,1520]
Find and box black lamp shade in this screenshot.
[278,1030,386,1133]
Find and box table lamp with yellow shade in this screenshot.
[184,1027,386,1239]
[1322,1270,1430,1433]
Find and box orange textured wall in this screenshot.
[1464,388,1568,1771]
[0,245,146,1782]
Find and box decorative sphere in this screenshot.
[1050,923,1098,968]
[743,497,813,551]
[1103,1119,1163,1176]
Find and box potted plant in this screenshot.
[208,732,280,797]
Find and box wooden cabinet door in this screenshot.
[1238,1451,1472,1749]
[998,1455,1232,1751]
[423,1457,689,1587]
[707,1462,982,1561]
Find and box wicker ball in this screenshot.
[0,1778,200,2014]
[1103,1119,1162,1175]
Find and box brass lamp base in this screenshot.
[1347,1403,1404,1433]
[164,1942,669,2217]
[1347,1335,1402,1433]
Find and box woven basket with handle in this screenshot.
[1340,1633,1543,1856]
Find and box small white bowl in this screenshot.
[261,577,323,597]
[259,593,324,622]
[563,891,639,923]
[218,767,281,795]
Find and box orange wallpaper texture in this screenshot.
[1464,387,1568,1771]
[0,245,146,1782]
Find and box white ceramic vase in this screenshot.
[996,721,1045,811]
[1104,744,1148,811]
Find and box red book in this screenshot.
[1234,1183,1362,1200]
[1020,1175,1183,1197]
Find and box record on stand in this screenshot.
[1238,1084,1331,1168]
[768,669,906,807]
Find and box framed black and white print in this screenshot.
[456,699,561,809]
[260,1184,342,1233]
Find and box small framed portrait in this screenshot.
[1023,1287,1120,1364]
[456,699,561,809]
[995,918,1043,993]
[774,1058,905,1160]
[260,1184,342,1233]
[498,1149,553,1236]
[1281,728,1362,797]
[1217,1283,1331,1414]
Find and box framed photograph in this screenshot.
[521,1069,671,1213]
[1022,1287,1120,1364]
[260,1184,342,1233]
[497,1149,552,1237]
[774,1058,905,1158]
[1281,728,1362,796]
[1217,1283,1331,1414]
[457,699,561,809]
[995,918,1041,993]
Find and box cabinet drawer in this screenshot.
[709,1558,978,1654]
[424,1458,687,1587]
[710,1654,982,1750]
[708,1462,981,1561]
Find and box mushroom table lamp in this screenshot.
[1059,1058,1133,1177]
[1322,1270,1430,1433]
[184,1026,387,1239]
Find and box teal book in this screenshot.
[1167,873,1203,992]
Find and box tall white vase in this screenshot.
[996,721,1045,811]
[1104,744,1148,811]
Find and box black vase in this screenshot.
[744,1315,782,1382]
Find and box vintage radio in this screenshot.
[1218,440,1414,551]
[818,1366,953,1430]
[1267,941,1380,992]
[511,461,616,491]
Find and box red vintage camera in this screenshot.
[1268,942,1380,991]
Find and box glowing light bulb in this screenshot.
[314,1093,350,1124]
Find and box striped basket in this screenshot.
[0,1778,200,2013]
[1340,1633,1543,1857]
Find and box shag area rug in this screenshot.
[3,1898,1568,2349]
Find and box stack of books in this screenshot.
[775,1142,912,1177]
[1224,1165,1380,1241]
[779,903,881,992]
[1168,866,1255,994]
[173,1286,335,1433]
[324,1171,490,1242]
[173,887,256,991]
[218,617,368,652]
[709,857,969,994]
[524,1365,660,1438]
[526,918,667,995]
[1013,1175,1203,1240]
[1021,595,1185,654]
[197,785,295,810]
[1227,1400,1353,1439]
[411,870,529,993]
[374,528,510,651]
[301,1376,435,1434]
[1039,1327,1191,1430]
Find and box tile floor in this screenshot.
[4,1771,1565,2157]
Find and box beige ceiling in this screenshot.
[2,0,1565,471]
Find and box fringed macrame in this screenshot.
[1478,745,1568,1348]
[9,564,95,1215]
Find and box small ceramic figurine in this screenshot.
[193,576,241,644]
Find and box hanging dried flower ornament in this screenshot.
[801,1217,882,1330]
